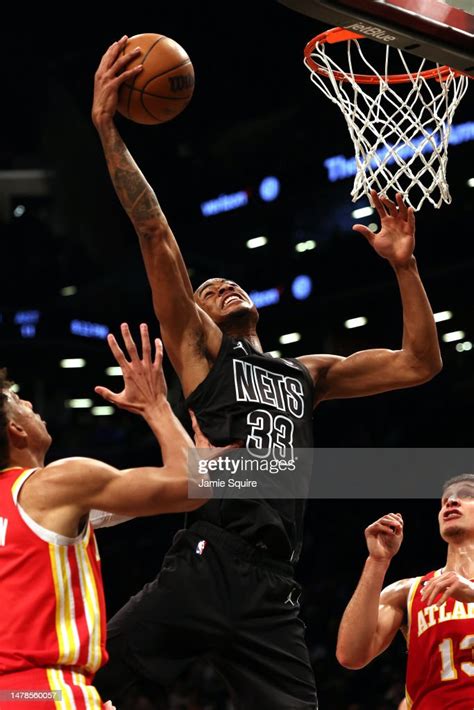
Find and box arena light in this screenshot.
[249,288,280,308]
[105,366,123,376]
[268,350,282,358]
[456,341,473,352]
[66,399,93,409]
[259,176,280,202]
[14,310,40,325]
[279,332,301,345]
[70,320,109,340]
[442,330,465,343]
[20,325,35,338]
[60,285,77,297]
[292,275,312,301]
[434,311,453,323]
[201,191,248,217]
[91,406,115,416]
[352,206,374,219]
[368,223,378,232]
[295,240,317,253]
[345,316,367,329]
[10,384,20,393]
[246,236,268,249]
[13,204,25,218]
[60,358,86,369]
[467,178,474,188]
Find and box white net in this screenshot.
[305,35,470,210]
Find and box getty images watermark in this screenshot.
[198,454,299,485]
[188,448,474,500]
[189,448,314,499]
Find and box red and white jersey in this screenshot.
[0,466,108,678]
[405,568,474,709]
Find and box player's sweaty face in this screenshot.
[5,391,51,446]
[438,482,474,536]
[195,279,254,322]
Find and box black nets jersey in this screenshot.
[185,335,315,563]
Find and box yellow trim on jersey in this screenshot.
[406,576,422,648]
[46,668,75,710]
[75,528,102,673]
[49,545,67,664]
[0,466,23,472]
[405,687,413,709]
[83,521,91,547]
[49,545,80,666]
[11,468,36,501]
[59,545,80,664]
[71,670,103,709]
[91,533,101,562]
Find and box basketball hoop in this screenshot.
[304,28,470,210]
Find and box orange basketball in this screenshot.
[117,33,195,125]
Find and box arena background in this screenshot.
[1,2,473,707]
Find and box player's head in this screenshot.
[194,278,259,329]
[0,368,11,469]
[0,368,51,468]
[439,474,474,542]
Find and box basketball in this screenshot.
[117,33,194,125]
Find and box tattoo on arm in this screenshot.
[104,128,165,233]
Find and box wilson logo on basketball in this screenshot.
[168,74,195,92]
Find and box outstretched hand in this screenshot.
[95,323,167,417]
[92,35,142,127]
[353,190,415,268]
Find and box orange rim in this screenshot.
[304,28,457,85]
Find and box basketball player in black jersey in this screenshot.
[92,37,442,710]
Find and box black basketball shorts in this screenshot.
[95,521,318,710]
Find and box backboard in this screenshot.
[277,0,474,76]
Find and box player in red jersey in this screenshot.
[335,474,474,709]
[0,323,214,709]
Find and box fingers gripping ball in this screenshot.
[117,33,195,125]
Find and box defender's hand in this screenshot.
[95,323,167,417]
[365,513,403,561]
[421,571,474,607]
[187,410,244,496]
[189,409,244,454]
[189,409,213,449]
[353,190,415,268]
[92,35,142,126]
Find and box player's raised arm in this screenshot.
[91,36,221,381]
[299,191,442,403]
[336,513,410,669]
[22,324,207,518]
